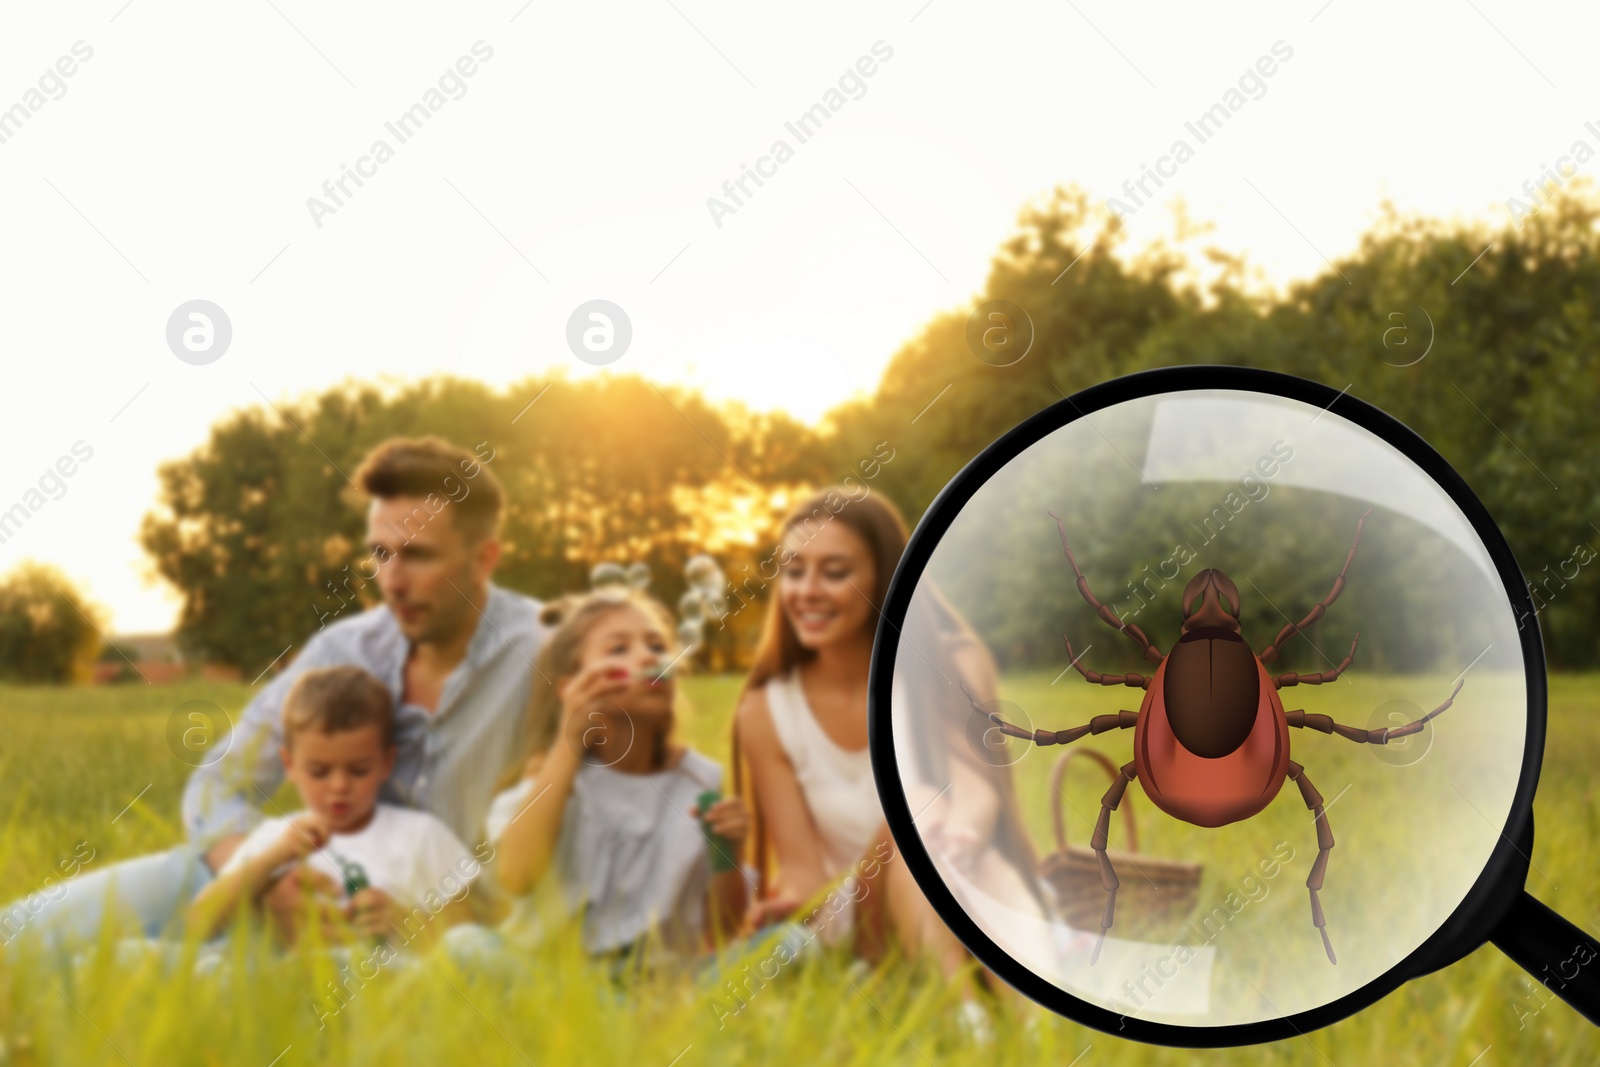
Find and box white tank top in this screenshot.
[763,668,883,876]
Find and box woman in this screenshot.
[732,486,1051,992]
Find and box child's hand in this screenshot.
[345,887,401,938]
[746,894,801,929]
[556,660,633,752]
[262,865,342,945]
[695,795,750,849]
[273,810,331,864]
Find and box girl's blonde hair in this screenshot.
[496,587,682,792]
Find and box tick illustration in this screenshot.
[963,508,1463,964]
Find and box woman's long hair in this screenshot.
[496,588,682,794]
[897,579,1051,916]
[732,486,1048,912]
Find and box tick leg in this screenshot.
[959,681,1137,746]
[1064,636,1152,690]
[1258,508,1373,665]
[1286,677,1464,743]
[1287,760,1336,964]
[1047,510,1164,664]
[1089,760,1138,964]
[1273,635,1359,690]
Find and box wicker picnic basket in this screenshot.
[1040,748,1203,932]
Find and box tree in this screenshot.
[141,184,1600,672]
[0,564,104,683]
[140,374,830,672]
[821,181,1600,669]
[824,187,1202,527]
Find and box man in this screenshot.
[10,436,545,946]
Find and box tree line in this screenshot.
[4,181,1597,681]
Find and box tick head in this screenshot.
[1181,568,1242,635]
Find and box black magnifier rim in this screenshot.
[867,364,1547,1048]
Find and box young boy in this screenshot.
[187,665,484,948]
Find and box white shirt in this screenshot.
[221,803,481,907]
[484,749,723,956]
[764,668,883,877]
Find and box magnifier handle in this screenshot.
[1489,889,1600,1027]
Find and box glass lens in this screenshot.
[885,387,1528,1028]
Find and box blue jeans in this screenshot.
[0,843,214,953]
[694,921,818,985]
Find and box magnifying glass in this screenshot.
[868,365,1598,1045]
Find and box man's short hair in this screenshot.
[354,436,504,543]
[282,665,395,749]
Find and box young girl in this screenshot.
[480,587,750,971]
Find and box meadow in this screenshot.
[0,673,1595,1065]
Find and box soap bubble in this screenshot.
[678,591,707,623]
[589,562,628,593]
[685,553,721,593]
[626,561,651,590]
[678,619,703,649]
[962,698,1034,768]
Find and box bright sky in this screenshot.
[0,1,1590,633]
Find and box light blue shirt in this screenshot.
[182,581,546,850]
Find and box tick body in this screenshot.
[962,507,1464,965]
[1135,644,1290,828]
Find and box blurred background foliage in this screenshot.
[108,182,1600,678]
[0,563,103,684]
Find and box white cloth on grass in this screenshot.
[221,803,480,907]
[484,749,723,956]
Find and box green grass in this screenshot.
[0,675,1596,1065]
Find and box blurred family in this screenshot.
[5,435,1051,1017]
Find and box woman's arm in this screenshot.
[735,688,832,913]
